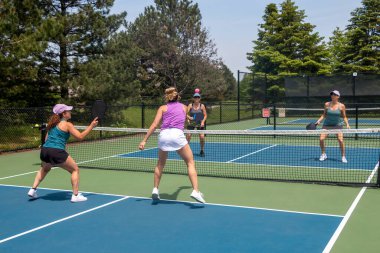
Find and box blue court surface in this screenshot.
[120,143,379,170]
[0,185,342,253]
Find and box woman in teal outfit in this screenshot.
[316,90,350,163]
[28,104,98,202]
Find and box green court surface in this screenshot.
[1,148,380,252]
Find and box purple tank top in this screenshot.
[161,102,186,130]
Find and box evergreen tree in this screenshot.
[248,0,330,76]
[341,0,379,73]
[0,0,55,107]
[38,0,127,99]
[328,28,348,73]
[71,31,143,105]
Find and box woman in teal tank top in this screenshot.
[316,90,350,163]
[28,104,98,203]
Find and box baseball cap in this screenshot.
[330,90,340,96]
[53,104,73,114]
[193,93,201,98]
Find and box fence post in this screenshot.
[273,104,277,130]
[219,101,222,124]
[141,102,145,128]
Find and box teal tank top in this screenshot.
[323,104,343,126]
[43,125,70,150]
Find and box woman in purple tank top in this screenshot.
[139,87,205,203]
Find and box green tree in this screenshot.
[328,28,348,73]
[38,0,126,99]
[0,0,56,107]
[71,31,143,105]
[248,0,330,76]
[246,0,330,102]
[129,0,222,98]
[341,0,379,73]
[220,63,237,100]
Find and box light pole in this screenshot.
[352,72,357,100]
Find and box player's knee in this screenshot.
[187,157,195,166]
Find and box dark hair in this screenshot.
[46,114,62,131]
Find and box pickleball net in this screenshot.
[69,127,380,187]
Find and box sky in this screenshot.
[111,0,362,76]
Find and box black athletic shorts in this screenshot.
[40,147,69,165]
[187,125,205,130]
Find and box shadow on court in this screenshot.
[28,191,97,202]
[135,197,205,209]
[159,185,192,200]
[151,199,205,209]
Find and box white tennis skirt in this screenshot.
[158,128,188,151]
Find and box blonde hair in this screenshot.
[164,87,180,102]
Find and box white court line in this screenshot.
[0,147,156,181]
[0,196,129,244]
[322,161,379,253]
[0,183,343,218]
[227,145,278,163]
[0,170,49,180]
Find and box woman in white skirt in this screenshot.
[139,87,205,203]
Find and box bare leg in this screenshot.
[32,162,52,189]
[200,134,205,152]
[60,156,81,195]
[319,133,328,154]
[154,150,168,188]
[177,144,199,191]
[337,133,345,157]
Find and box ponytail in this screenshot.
[46,114,62,131]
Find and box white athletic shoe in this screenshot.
[152,187,160,200]
[71,193,87,203]
[319,153,327,161]
[342,156,348,163]
[28,188,38,199]
[190,190,206,203]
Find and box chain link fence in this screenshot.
[0,102,261,152]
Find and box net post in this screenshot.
[355,105,359,129]
[355,105,359,140]
[273,104,277,138]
